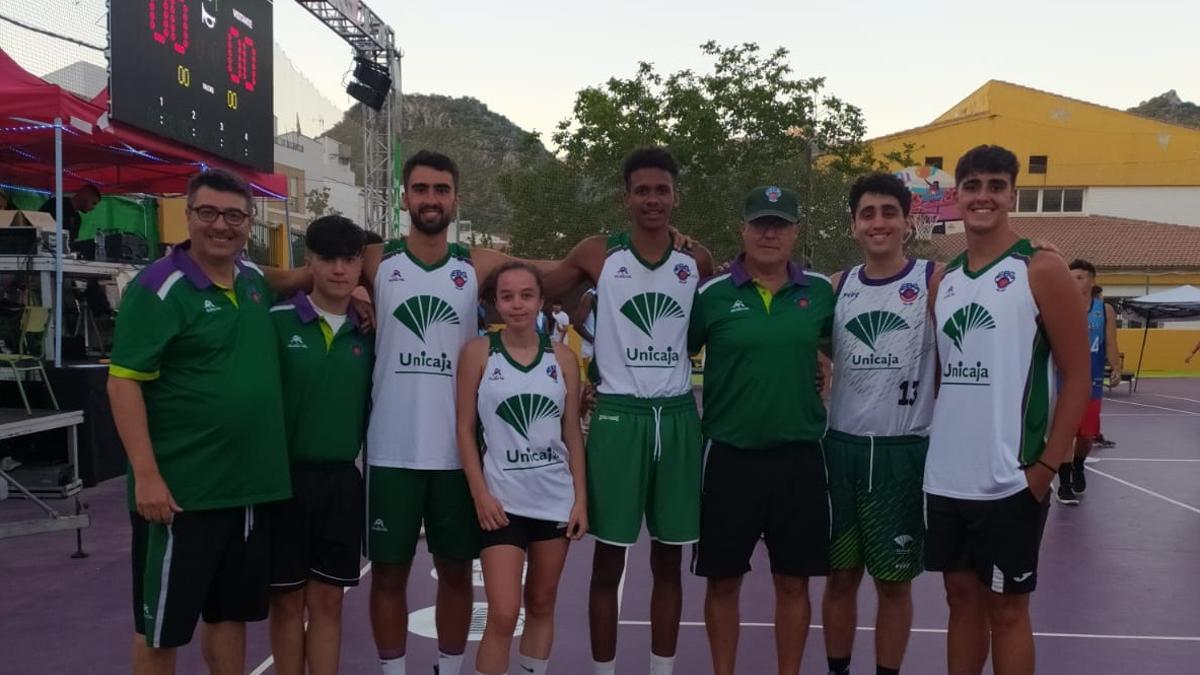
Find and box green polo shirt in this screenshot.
[270,293,374,464]
[689,255,834,449]
[110,242,290,510]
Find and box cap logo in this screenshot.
[765,186,782,203]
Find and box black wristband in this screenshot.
[1036,460,1058,474]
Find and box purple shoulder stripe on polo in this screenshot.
[289,293,319,324]
[136,256,180,292]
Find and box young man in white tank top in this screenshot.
[924,145,1090,675]
[822,172,939,675]
[544,148,715,675]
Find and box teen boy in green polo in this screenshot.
[267,215,374,675]
[689,186,835,675]
[108,169,289,675]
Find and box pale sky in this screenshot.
[276,0,1200,143]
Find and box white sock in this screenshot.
[593,659,616,675]
[649,653,675,675]
[438,650,465,675]
[380,655,406,675]
[518,653,550,675]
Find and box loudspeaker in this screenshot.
[46,365,126,487]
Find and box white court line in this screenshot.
[1152,393,1200,405]
[249,562,373,675]
[615,620,1200,642]
[1092,457,1200,463]
[1102,413,1190,417]
[1086,467,1200,516]
[1104,398,1200,416]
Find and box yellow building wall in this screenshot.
[158,197,189,244]
[1116,328,1200,375]
[871,82,1200,188]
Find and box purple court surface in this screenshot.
[2,378,1198,674]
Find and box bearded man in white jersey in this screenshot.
[543,147,715,675]
[822,172,940,675]
[924,145,1089,675]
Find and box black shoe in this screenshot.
[1057,481,1080,505]
[1096,436,1116,448]
[1074,466,1088,494]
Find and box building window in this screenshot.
[1042,189,1063,212]
[924,156,943,170]
[1028,155,1048,174]
[1017,189,1039,212]
[1063,188,1084,212]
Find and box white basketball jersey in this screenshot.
[593,232,697,398]
[367,240,478,469]
[924,240,1056,500]
[476,333,574,522]
[829,259,938,437]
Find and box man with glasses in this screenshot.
[108,169,290,675]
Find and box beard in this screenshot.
[411,207,453,235]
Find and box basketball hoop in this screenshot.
[913,214,939,241]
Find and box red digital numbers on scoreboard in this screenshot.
[149,0,190,55]
[225,27,258,92]
[148,0,257,91]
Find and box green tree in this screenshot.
[500,41,912,270]
[305,186,340,218]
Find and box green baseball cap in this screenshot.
[743,185,800,223]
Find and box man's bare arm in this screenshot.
[1028,252,1090,496]
[107,377,181,523]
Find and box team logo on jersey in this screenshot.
[730,299,749,313]
[389,269,405,283]
[673,263,692,283]
[250,290,262,304]
[393,295,462,342]
[352,343,363,356]
[893,534,915,554]
[845,311,910,351]
[496,393,562,441]
[943,284,955,299]
[765,186,783,203]
[620,292,685,338]
[797,297,810,309]
[288,334,308,349]
[898,283,920,304]
[450,269,469,289]
[994,270,1016,291]
[546,365,558,382]
[488,368,504,381]
[614,266,632,279]
[203,299,220,313]
[942,303,996,353]
[371,518,388,532]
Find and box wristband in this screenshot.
[1036,460,1057,474]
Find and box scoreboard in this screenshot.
[109,1,274,172]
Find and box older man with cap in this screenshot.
[688,185,835,675]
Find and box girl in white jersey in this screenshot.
[455,262,587,675]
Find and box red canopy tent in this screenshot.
[0,48,287,197]
[0,47,288,366]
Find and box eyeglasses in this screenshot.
[188,206,252,226]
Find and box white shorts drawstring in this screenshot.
[244,505,254,541]
[867,434,876,493]
[652,405,664,462]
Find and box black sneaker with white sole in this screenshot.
[1056,481,1080,505]
[1073,466,1088,494]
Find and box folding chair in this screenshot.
[0,306,60,414]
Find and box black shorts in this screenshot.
[131,505,271,648]
[480,513,567,551]
[693,439,830,579]
[269,463,364,590]
[924,489,1050,594]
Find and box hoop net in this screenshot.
[914,213,939,241]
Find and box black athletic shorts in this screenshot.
[924,488,1050,594]
[693,439,830,579]
[480,513,567,551]
[131,505,271,648]
[269,463,364,589]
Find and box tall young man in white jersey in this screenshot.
[822,172,939,675]
[924,145,1090,675]
[543,148,715,675]
[356,151,570,675]
[1056,259,1120,504]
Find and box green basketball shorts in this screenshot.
[586,393,701,546]
[825,429,928,582]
